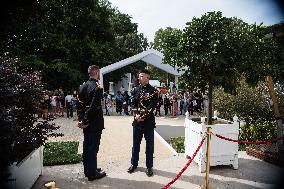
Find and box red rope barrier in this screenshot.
[161,136,207,189]
[214,133,284,145]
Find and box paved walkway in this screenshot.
[47,115,176,162]
[32,116,284,189]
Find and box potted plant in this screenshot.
[184,112,239,172]
[0,56,60,188]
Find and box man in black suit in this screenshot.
[77,65,106,181]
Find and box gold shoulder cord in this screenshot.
[139,89,159,109]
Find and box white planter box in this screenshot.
[184,114,239,172]
[7,146,43,189]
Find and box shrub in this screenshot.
[213,79,277,141]
[43,141,82,166]
[275,83,284,115]
[170,137,185,153]
[213,80,274,124]
[0,56,60,183]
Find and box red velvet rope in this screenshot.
[161,136,207,189]
[162,133,284,189]
[214,133,284,145]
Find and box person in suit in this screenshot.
[127,69,159,177]
[77,65,106,181]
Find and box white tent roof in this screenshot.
[99,49,181,86]
[100,49,180,76]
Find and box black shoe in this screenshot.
[88,171,106,181]
[127,165,137,173]
[146,168,153,177]
[85,168,101,177]
[97,168,102,172]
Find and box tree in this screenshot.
[164,11,252,124]
[149,27,182,84]
[150,27,182,52]
[104,10,148,87]
[0,0,149,90]
[242,22,284,150]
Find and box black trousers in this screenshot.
[83,126,102,177]
[66,103,73,118]
[131,125,154,169]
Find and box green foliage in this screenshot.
[43,141,82,166]
[0,56,61,183]
[164,11,251,90]
[213,79,277,141]
[161,11,258,124]
[265,23,284,83]
[213,79,274,124]
[159,12,284,125]
[243,121,276,141]
[238,120,276,151]
[0,0,149,91]
[170,137,185,153]
[149,27,183,84]
[275,83,284,114]
[151,27,182,53]
[146,65,168,83]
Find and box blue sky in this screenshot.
[108,0,284,42]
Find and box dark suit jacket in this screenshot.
[78,78,104,130]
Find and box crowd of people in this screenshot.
[36,87,78,120]
[35,79,211,122]
[102,88,209,117]
[36,86,208,120]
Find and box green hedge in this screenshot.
[43,141,82,166]
[170,137,185,153]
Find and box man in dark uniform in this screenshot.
[127,69,159,177]
[77,65,106,181]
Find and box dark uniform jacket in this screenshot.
[131,84,159,129]
[77,78,104,130]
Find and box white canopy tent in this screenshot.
[99,49,181,90]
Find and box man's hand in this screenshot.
[77,121,88,129]
[135,115,144,122]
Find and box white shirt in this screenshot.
[65,95,73,103]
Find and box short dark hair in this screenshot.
[139,69,150,75]
[88,65,99,73]
[88,65,99,77]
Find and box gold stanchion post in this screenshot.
[201,127,213,189]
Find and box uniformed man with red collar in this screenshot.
[127,69,159,177]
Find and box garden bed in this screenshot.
[170,137,185,153]
[43,141,82,166]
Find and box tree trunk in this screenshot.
[266,76,281,117]
[265,76,283,152]
[207,81,213,125]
